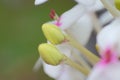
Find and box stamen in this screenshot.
[49,9,61,26]
[49,9,59,21]
[49,9,56,19]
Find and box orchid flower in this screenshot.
[87,1,120,78]
[40,5,95,80]
[34,4,93,80]
[33,0,120,80]
[87,47,120,80]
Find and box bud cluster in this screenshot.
[38,23,66,66]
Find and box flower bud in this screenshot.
[115,0,120,10]
[38,43,64,65]
[42,23,65,44]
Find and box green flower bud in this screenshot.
[42,23,65,44]
[38,43,64,65]
[115,0,120,10]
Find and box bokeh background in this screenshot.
[0,0,76,80]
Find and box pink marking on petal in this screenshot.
[54,17,62,27]
[99,47,118,67]
[55,22,61,26]
[55,21,61,27]
[103,48,113,63]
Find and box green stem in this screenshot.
[63,55,89,76]
[71,50,91,70]
[64,31,100,65]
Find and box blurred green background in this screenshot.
[0,0,76,80]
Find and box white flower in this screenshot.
[90,18,120,80]
[33,1,110,80]
[34,4,92,80]
[87,47,120,80]
[33,0,120,79]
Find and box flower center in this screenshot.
[100,47,118,65]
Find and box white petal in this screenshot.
[87,65,104,80]
[56,43,72,57]
[43,62,85,80]
[57,65,85,80]
[105,63,120,80]
[88,0,104,11]
[43,62,63,79]
[34,0,47,5]
[99,11,113,26]
[75,0,96,6]
[97,19,120,54]
[87,62,120,80]
[66,13,93,45]
[60,4,85,30]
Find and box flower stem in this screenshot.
[71,50,91,70]
[63,55,89,75]
[64,31,100,65]
[100,0,120,17]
